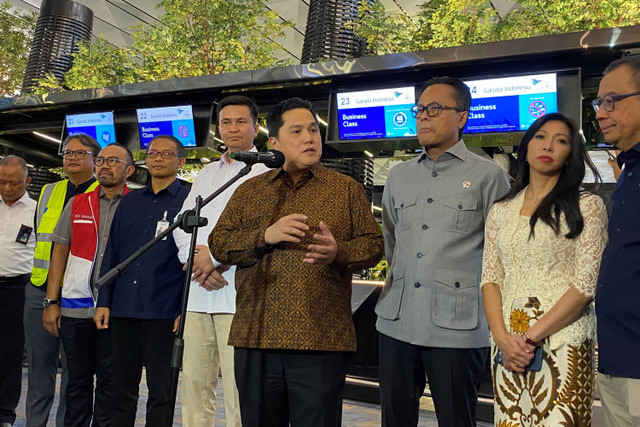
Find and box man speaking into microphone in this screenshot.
[173,95,272,427]
[209,97,384,427]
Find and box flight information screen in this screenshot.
[137,105,197,148]
[464,73,558,134]
[336,87,417,140]
[66,112,116,147]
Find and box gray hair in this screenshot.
[0,155,28,175]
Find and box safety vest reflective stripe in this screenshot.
[35,232,53,243]
[31,181,67,286]
[31,179,98,286]
[33,258,50,269]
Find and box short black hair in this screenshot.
[266,97,318,139]
[62,133,101,156]
[148,135,185,158]
[604,55,640,90]
[217,95,259,124]
[420,76,472,112]
[103,143,134,165]
[420,76,472,139]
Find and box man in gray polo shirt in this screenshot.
[43,143,134,426]
[376,76,510,427]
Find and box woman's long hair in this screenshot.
[497,113,601,239]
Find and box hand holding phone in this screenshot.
[495,347,543,372]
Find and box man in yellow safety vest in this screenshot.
[24,133,100,427]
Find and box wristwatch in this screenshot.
[43,297,59,308]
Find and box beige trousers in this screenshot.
[597,373,640,427]
[181,312,241,427]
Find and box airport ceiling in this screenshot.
[9,0,517,63]
[4,1,637,177]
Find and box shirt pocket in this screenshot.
[442,197,479,234]
[431,268,479,330]
[393,196,417,232]
[375,266,405,320]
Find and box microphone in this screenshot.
[230,149,285,168]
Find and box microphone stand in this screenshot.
[94,163,254,427]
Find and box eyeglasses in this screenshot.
[146,150,179,160]
[62,150,93,160]
[410,103,465,118]
[93,156,129,167]
[592,91,640,113]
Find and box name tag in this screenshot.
[16,224,33,245]
[156,210,170,240]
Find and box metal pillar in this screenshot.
[301,0,371,63]
[21,0,93,93]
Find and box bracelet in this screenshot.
[521,332,537,347]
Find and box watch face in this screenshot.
[43,298,57,307]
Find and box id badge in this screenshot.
[16,224,33,245]
[156,211,170,240]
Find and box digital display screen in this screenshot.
[136,105,197,148]
[66,112,116,147]
[464,73,557,134]
[336,87,416,140]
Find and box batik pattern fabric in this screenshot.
[492,295,595,426]
[481,189,607,426]
[209,163,384,352]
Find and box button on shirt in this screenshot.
[173,150,270,314]
[209,163,384,351]
[98,179,189,319]
[375,140,510,349]
[52,188,126,318]
[596,142,640,379]
[0,192,36,276]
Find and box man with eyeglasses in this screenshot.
[594,56,640,427]
[25,133,100,427]
[375,76,509,426]
[95,135,189,426]
[173,96,269,427]
[42,143,134,426]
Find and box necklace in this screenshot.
[525,187,545,204]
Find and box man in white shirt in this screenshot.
[0,155,36,426]
[173,96,270,427]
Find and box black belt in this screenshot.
[0,273,31,283]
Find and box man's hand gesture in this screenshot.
[264,214,309,245]
[304,221,337,265]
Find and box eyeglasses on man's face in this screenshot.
[93,156,129,167]
[62,150,93,160]
[591,91,640,113]
[410,103,465,119]
[146,150,179,160]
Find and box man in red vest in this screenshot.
[43,143,135,427]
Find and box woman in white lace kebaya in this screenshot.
[481,113,608,427]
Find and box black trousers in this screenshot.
[110,317,175,427]
[60,316,113,427]
[234,348,348,427]
[378,333,488,427]
[0,274,29,425]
